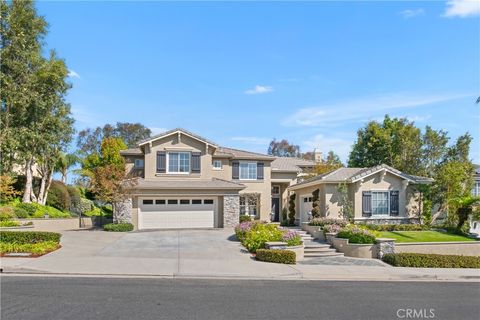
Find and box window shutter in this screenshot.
[362,191,372,217]
[191,152,201,173]
[232,161,239,179]
[390,191,399,216]
[257,162,264,180]
[157,151,166,173]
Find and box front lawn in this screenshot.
[378,231,475,243]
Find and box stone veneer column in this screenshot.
[223,195,240,227]
[375,238,396,259]
[114,198,133,223]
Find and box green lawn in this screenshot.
[377,231,476,243]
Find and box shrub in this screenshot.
[101,205,113,218]
[0,206,15,221]
[362,223,429,232]
[309,217,348,228]
[382,253,480,269]
[0,231,61,244]
[288,194,296,226]
[234,221,257,242]
[337,226,376,244]
[13,207,29,219]
[242,223,284,253]
[84,206,103,217]
[67,186,82,211]
[323,223,343,234]
[0,241,60,255]
[256,249,296,264]
[46,181,71,211]
[15,203,37,216]
[0,220,20,227]
[282,230,302,246]
[103,222,133,232]
[239,215,251,223]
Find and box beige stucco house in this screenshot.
[119,128,315,230]
[288,164,433,225]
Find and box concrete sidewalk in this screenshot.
[1,229,479,282]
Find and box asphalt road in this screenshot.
[1,276,479,320]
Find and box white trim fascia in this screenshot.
[138,130,218,148]
[350,168,414,184]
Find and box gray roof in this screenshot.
[136,128,218,147]
[271,157,315,172]
[290,164,433,189]
[120,148,143,155]
[133,178,246,190]
[214,147,275,161]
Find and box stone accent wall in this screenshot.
[223,195,240,227]
[375,238,395,259]
[114,198,132,223]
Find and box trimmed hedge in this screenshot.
[103,223,134,232]
[362,224,429,232]
[256,249,296,264]
[382,253,480,269]
[337,227,376,244]
[0,231,61,244]
[46,181,71,211]
[15,203,37,216]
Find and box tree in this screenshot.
[288,193,296,225]
[310,151,343,176]
[0,175,21,202]
[311,189,321,218]
[0,0,74,204]
[337,182,353,221]
[268,139,300,157]
[449,196,480,231]
[55,152,79,183]
[77,122,151,155]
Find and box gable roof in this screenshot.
[137,128,218,147]
[271,157,315,172]
[214,147,275,161]
[289,164,433,190]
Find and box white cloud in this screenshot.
[399,9,425,18]
[149,127,168,135]
[231,136,271,145]
[245,85,274,95]
[405,114,432,122]
[444,0,480,17]
[303,134,354,163]
[68,69,80,79]
[71,105,96,126]
[282,92,470,127]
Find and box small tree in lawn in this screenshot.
[288,193,296,226]
[337,182,353,221]
[311,189,321,218]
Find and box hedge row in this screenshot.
[0,231,61,244]
[362,224,429,232]
[382,253,480,269]
[103,223,134,232]
[256,249,296,264]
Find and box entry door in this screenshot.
[301,196,313,224]
[271,197,280,222]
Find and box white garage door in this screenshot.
[139,198,215,230]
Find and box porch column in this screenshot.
[223,195,240,227]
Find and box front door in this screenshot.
[271,197,280,222]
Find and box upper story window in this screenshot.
[168,152,190,173]
[271,186,280,195]
[134,159,144,168]
[239,162,257,180]
[213,160,222,170]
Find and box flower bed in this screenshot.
[309,217,348,228]
[234,222,302,253]
[337,226,376,244]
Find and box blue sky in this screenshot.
[37,0,480,163]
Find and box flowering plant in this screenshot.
[282,230,302,246]
[323,223,342,234]
[309,217,348,228]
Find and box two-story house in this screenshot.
[119,128,315,230]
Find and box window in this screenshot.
[192,199,202,205]
[271,186,280,195]
[303,197,313,203]
[203,199,214,204]
[472,182,480,197]
[143,199,153,205]
[167,199,178,205]
[213,160,222,170]
[239,162,257,180]
[168,152,190,173]
[155,199,165,205]
[239,195,259,216]
[134,159,144,168]
[371,191,389,215]
[180,199,190,205]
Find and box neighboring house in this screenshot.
[469,164,480,236]
[119,128,315,230]
[288,164,433,225]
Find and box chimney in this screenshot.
[314,148,323,163]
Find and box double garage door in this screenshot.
[138,198,216,230]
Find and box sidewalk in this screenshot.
[1,230,479,282]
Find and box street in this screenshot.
[1,276,479,320]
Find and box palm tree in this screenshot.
[55,152,79,183]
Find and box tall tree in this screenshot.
[267,139,300,157]
[55,152,79,184]
[309,150,344,176]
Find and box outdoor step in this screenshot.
[304,248,338,253]
[304,252,345,257]
[304,244,332,250]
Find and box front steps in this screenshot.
[281,227,344,258]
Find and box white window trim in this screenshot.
[239,161,257,180]
[213,160,223,170]
[370,190,390,216]
[166,152,191,174]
